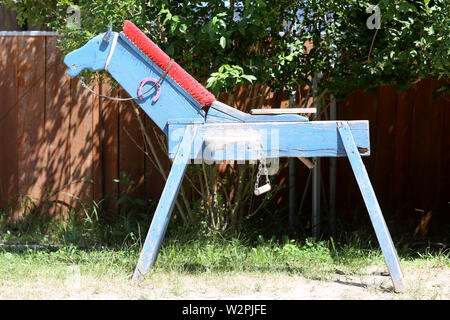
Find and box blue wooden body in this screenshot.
[63,26,405,292]
[168,120,370,161]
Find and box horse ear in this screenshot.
[102,24,113,45]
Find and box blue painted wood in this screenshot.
[245,114,309,122]
[64,32,114,77]
[64,32,205,135]
[133,125,197,280]
[207,101,248,122]
[109,35,206,135]
[206,104,245,123]
[64,32,309,134]
[207,101,309,123]
[168,121,370,160]
[168,118,205,125]
[337,121,405,292]
[117,34,206,113]
[205,113,243,123]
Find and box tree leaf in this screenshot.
[219,36,226,49]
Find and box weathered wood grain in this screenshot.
[250,108,317,115]
[418,79,445,217]
[144,115,169,203]
[440,90,450,215]
[107,34,205,135]
[101,81,120,220]
[392,87,414,214]
[45,36,71,217]
[118,93,146,203]
[17,36,46,203]
[354,88,378,179]
[424,79,446,211]
[69,78,93,207]
[168,121,370,161]
[0,36,18,211]
[374,86,398,209]
[92,83,102,206]
[335,91,359,219]
[409,80,441,214]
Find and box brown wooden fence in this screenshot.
[1,34,449,233]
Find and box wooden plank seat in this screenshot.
[250,108,317,115]
[206,101,309,123]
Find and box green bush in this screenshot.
[2,0,448,233]
[2,0,448,96]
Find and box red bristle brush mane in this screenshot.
[123,20,216,107]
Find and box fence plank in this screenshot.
[440,92,450,215]
[69,78,94,208]
[0,36,18,211]
[355,88,379,177]
[101,82,120,220]
[118,95,146,205]
[409,79,446,234]
[424,79,445,210]
[45,36,72,217]
[409,78,445,234]
[16,37,46,206]
[336,91,359,218]
[374,86,398,209]
[92,85,102,207]
[336,88,379,217]
[409,80,434,214]
[392,87,415,216]
[144,116,168,204]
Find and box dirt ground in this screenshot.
[0,265,448,300]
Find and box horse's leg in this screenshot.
[337,121,405,293]
[133,125,197,281]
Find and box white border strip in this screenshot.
[104,32,118,72]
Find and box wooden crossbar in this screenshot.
[250,108,317,115]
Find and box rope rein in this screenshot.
[77,59,173,102]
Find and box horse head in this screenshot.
[64,25,117,76]
[63,21,209,134]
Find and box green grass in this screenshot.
[0,245,137,282]
[1,200,449,299]
[1,179,449,299]
[1,233,448,282]
[0,227,448,299]
[1,205,449,277]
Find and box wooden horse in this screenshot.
[64,21,405,292]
